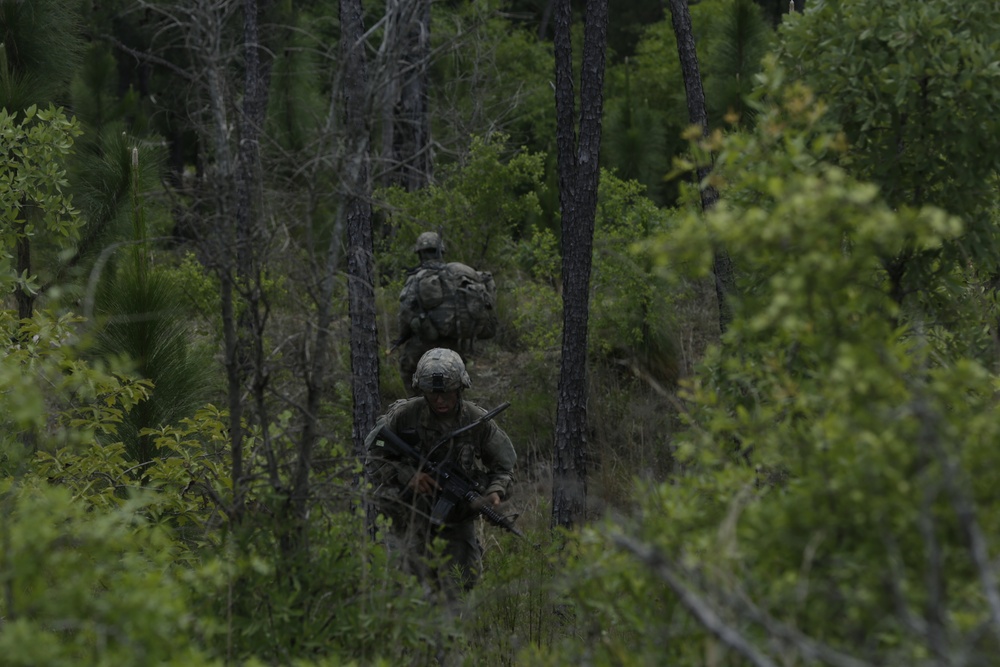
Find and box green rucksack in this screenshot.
[400,262,498,342]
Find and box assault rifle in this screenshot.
[375,401,524,539]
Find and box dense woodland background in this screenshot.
[3,0,1000,665]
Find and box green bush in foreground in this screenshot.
[0,481,216,667]
[522,61,1000,666]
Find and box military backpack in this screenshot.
[400,262,498,342]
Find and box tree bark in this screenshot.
[340,0,382,466]
[236,0,272,278]
[667,0,734,335]
[235,0,279,522]
[182,0,246,522]
[551,0,608,530]
[380,0,432,191]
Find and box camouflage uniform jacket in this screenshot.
[365,397,516,524]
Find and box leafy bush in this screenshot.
[375,134,546,275]
[0,481,216,666]
[591,172,678,383]
[522,62,1000,666]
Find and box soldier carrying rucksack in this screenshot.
[392,231,498,395]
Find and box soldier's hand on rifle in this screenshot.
[472,491,501,510]
[408,471,439,495]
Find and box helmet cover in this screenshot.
[412,347,471,392]
[413,231,445,255]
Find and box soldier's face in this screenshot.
[424,390,459,416]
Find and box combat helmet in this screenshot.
[412,348,471,392]
[413,231,445,258]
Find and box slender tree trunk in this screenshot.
[207,0,277,529]
[380,0,432,191]
[667,0,734,335]
[340,0,382,465]
[244,2,282,483]
[551,0,608,530]
[236,0,272,277]
[189,0,246,522]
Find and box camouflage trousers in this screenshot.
[385,515,482,598]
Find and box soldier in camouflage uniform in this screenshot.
[396,232,464,396]
[365,348,517,596]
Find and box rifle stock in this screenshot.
[375,403,523,539]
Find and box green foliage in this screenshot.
[66,123,171,294]
[601,92,673,206]
[265,10,334,153]
[431,0,556,159]
[463,534,566,666]
[537,63,1000,665]
[0,0,85,110]
[603,0,772,205]
[71,44,152,147]
[506,172,679,377]
[702,0,772,125]
[627,0,772,122]
[15,4,1000,666]
[0,480,216,666]
[0,105,83,298]
[590,173,676,369]
[0,310,152,473]
[0,105,156,467]
[33,405,230,543]
[513,224,560,287]
[199,512,450,665]
[605,21,686,207]
[507,280,562,353]
[519,526,698,666]
[376,134,546,272]
[35,406,447,664]
[775,0,1000,275]
[156,251,223,338]
[92,247,216,463]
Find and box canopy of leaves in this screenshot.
[3,3,1000,666]
[376,133,546,274]
[537,60,1000,665]
[775,0,1000,274]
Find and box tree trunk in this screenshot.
[551,0,608,531]
[340,0,382,466]
[667,0,735,335]
[380,0,432,191]
[185,0,247,522]
[236,0,273,278]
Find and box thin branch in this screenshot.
[612,531,877,667]
[100,34,195,82]
[610,532,779,667]
[913,396,1000,637]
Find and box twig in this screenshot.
[913,396,1000,638]
[612,531,876,667]
[610,532,778,667]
